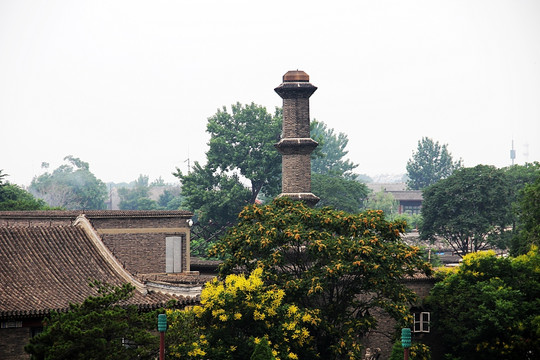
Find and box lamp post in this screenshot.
[158,314,167,360]
[401,328,411,360]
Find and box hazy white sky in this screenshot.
[1,0,539,186]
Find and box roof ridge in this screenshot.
[73,215,148,294]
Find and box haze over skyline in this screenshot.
[1,0,539,187]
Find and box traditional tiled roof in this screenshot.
[0,210,192,220]
[390,191,423,201]
[0,223,197,320]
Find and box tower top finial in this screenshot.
[283,70,309,82]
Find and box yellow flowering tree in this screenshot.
[210,197,432,359]
[166,267,319,360]
[427,248,540,360]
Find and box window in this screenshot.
[166,236,182,273]
[122,338,138,349]
[1,321,22,328]
[31,327,43,337]
[413,312,430,333]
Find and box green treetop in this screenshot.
[210,197,431,359]
[427,249,540,360]
[25,282,160,360]
[0,170,48,210]
[310,120,358,179]
[205,102,282,203]
[406,137,462,190]
[420,165,511,256]
[29,156,107,210]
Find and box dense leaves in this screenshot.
[206,102,283,203]
[29,156,107,209]
[117,175,158,210]
[0,170,47,210]
[427,249,540,360]
[167,268,319,360]
[512,175,540,255]
[311,173,368,213]
[504,163,540,255]
[406,137,462,190]
[210,197,431,359]
[25,282,159,360]
[420,165,511,256]
[310,120,358,180]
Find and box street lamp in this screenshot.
[158,314,167,360]
[401,328,411,360]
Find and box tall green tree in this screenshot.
[511,176,540,255]
[210,197,431,359]
[311,173,368,213]
[427,250,540,360]
[29,156,107,209]
[157,188,183,210]
[117,175,158,210]
[175,103,281,256]
[420,165,511,256]
[175,162,251,229]
[310,120,358,179]
[25,282,160,360]
[0,170,48,210]
[502,163,540,254]
[406,137,462,190]
[205,102,283,203]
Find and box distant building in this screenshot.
[367,183,423,215]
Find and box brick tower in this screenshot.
[274,70,319,206]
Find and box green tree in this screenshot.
[364,190,399,216]
[427,249,540,360]
[175,162,250,229]
[210,197,431,359]
[157,188,184,210]
[0,170,48,210]
[310,120,358,179]
[174,161,251,257]
[406,137,462,190]
[511,176,540,255]
[29,156,107,209]
[25,282,159,360]
[175,103,281,256]
[117,175,158,210]
[205,102,282,203]
[420,165,511,256]
[311,173,369,213]
[503,163,540,254]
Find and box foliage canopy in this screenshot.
[117,175,158,210]
[310,120,358,180]
[311,173,368,213]
[420,165,511,256]
[406,137,462,190]
[25,282,159,360]
[29,156,107,209]
[210,197,431,359]
[427,249,540,360]
[167,268,319,360]
[0,170,47,210]
[512,175,540,255]
[205,102,283,203]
